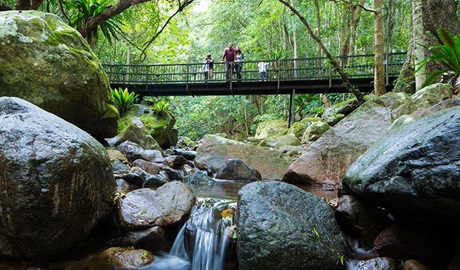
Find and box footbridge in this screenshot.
[102,52,406,97]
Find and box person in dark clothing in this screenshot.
[221,42,236,82]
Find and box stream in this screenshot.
[0,180,338,270]
[141,180,339,270]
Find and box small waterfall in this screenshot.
[170,198,236,270]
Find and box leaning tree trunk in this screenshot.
[395,0,460,93]
[278,0,365,104]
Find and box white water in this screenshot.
[152,198,236,270]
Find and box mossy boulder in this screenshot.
[118,117,161,150]
[118,104,178,149]
[301,121,330,142]
[255,120,288,139]
[321,98,358,126]
[196,134,292,180]
[0,11,117,138]
[288,117,320,139]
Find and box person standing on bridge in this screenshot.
[258,61,268,81]
[234,46,244,82]
[221,42,236,82]
[203,53,214,83]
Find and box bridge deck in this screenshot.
[103,52,405,96]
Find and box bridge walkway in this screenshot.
[102,52,406,97]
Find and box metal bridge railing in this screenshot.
[102,52,406,86]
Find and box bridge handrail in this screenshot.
[102,52,406,86]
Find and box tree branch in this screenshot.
[139,0,194,61]
[278,0,365,103]
[331,0,375,13]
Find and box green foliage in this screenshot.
[152,99,171,116]
[417,28,460,88]
[111,87,139,116]
[140,251,148,259]
[64,0,124,44]
[312,226,320,238]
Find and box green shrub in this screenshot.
[112,87,139,116]
[152,100,170,116]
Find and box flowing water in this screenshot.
[0,180,338,269]
[144,180,338,270]
[147,198,237,270]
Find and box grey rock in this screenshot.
[237,181,350,270]
[0,97,115,257]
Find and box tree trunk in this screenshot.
[339,5,349,58]
[349,0,365,56]
[15,0,42,10]
[412,0,426,91]
[314,0,321,58]
[396,0,460,93]
[339,0,365,58]
[384,0,395,57]
[374,0,385,96]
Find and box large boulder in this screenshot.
[255,120,287,139]
[283,93,410,185]
[118,117,161,150]
[215,158,262,181]
[0,11,117,138]
[0,97,115,258]
[196,134,292,180]
[282,86,452,186]
[237,181,350,270]
[343,105,460,223]
[118,181,196,229]
[118,104,178,149]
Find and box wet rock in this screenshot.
[215,158,261,181]
[334,195,391,245]
[118,181,196,229]
[161,166,184,181]
[116,141,165,163]
[0,97,115,258]
[101,247,154,269]
[196,134,292,180]
[144,175,168,188]
[131,159,162,175]
[173,149,197,160]
[184,171,215,184]
[403,259,430,270]
[121,226,170,252]
[122,172,145,187]
[373,223,454,269]
[237,181,350,270]
[343,105,460,223]
[112,159,131,174]
[116,178,139,193]
[165,155,194,169]
[350,257,398,270]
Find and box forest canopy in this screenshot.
[0,0,418,140]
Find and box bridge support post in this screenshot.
[288,89,295,128]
